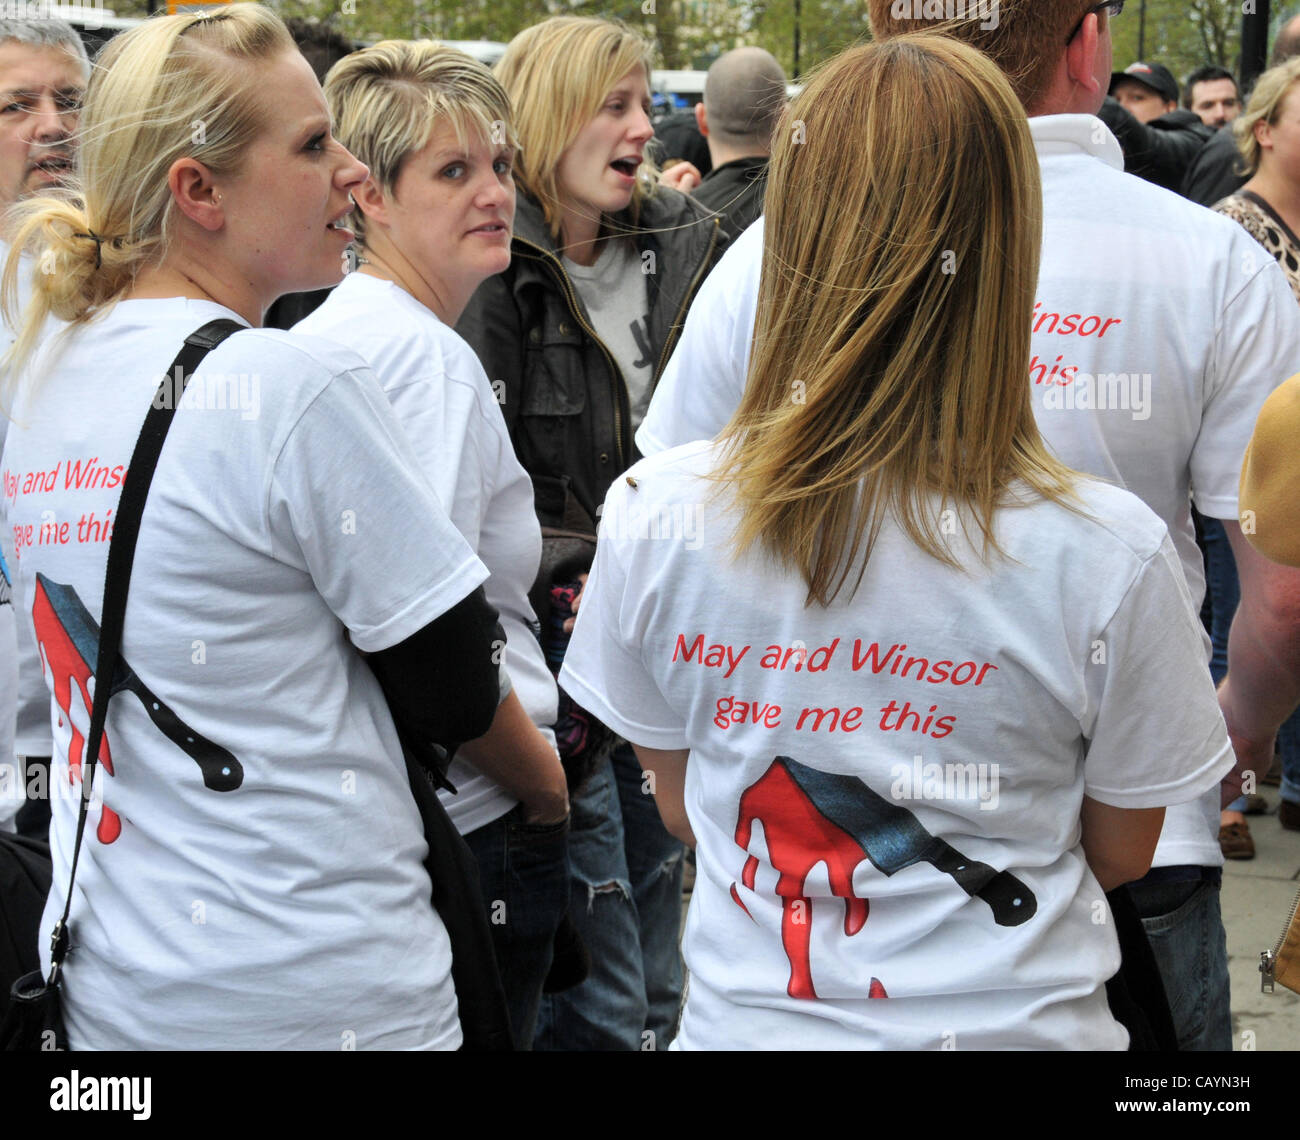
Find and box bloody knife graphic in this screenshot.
[776,755,1035,926]
[36,572,243,792]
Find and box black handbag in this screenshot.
[0,830,52,1027]
[1,319,244,1051]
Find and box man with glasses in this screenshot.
[0,19,89,840]
[639,0,1300,1051]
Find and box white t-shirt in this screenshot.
[637,115,1300,869]
[561,443,1232,1049]
[562,239,655,430]
[1,297,490,1049]
[0,526,14,832]
[0,240,35,828]
[296,272,559,833]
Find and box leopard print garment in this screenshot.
[1213,192,1300,304]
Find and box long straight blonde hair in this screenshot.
[714,34,1077,606]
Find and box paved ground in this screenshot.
[1224,786,1300,1051]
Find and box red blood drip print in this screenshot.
[732,760,872,999]
[32,578,121,844]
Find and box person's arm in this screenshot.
[366,584,505,752]
[1239,374,1300,568]
[1217,520,1300,801]
[1081,797,1165,891]
[1096,99,1212,192]
[456,688,569,824]
[631,744,694,848]
[1180,126,1248,206]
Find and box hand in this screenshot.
[563,572,588,635]
[1217,676,1277,808]
[660,161,702,194]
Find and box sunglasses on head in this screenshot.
[1066,0,1124,44]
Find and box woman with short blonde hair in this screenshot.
[296,39,570,1049]
[2,4,506,1049]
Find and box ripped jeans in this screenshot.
[534,742,686,1050]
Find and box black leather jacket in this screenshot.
[457,188,725,531]
[1097,98,1214,194]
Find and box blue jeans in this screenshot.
[1128,872,1231,1050]
[1200,513,1300,806]
[534,743,686,1051]
[464,804,570,1051]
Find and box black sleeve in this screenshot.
[367,585,505,755]
[1097,100,1213,194]
[1181,126,1250,207]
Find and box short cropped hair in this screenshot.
[703,47,787,149]
[1184,65,1236,109]
[0,18,89,75]
[867,0,1103,111]
[324,40,515,247]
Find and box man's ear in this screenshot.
[168,157,222,232]
[694,100,708,138]
[353,175,391,228]
[1064,13,1104,100]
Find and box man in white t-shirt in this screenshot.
[0,19,88,836]
[638,0,1300,1050]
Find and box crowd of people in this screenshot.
[0,0,1299,1052]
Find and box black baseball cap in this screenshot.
[1110,62,1179,104]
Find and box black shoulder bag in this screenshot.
[2,318,513,1051]
[2,319,243,1050]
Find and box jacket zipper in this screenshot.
[652,215,722,387]
[515,236,630,470]
[1260,884,1300,992]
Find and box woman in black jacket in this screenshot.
[457,14,724,1051]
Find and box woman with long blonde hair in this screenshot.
[457,14,725,1050]
[1,5,506,1048]
[560,34,1233,1048]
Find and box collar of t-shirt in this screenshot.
[561,238,655,431]
[1028,113,1124,170]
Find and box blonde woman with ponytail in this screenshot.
[1,5,510,1049]
[559,35,1235,1049]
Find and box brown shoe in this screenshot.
[1220,820,1256,859]
[1280,800,1300,832]
[1243,793,1269,815]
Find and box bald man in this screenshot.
[692,47,787,241]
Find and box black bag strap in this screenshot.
[47,318,244,983]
